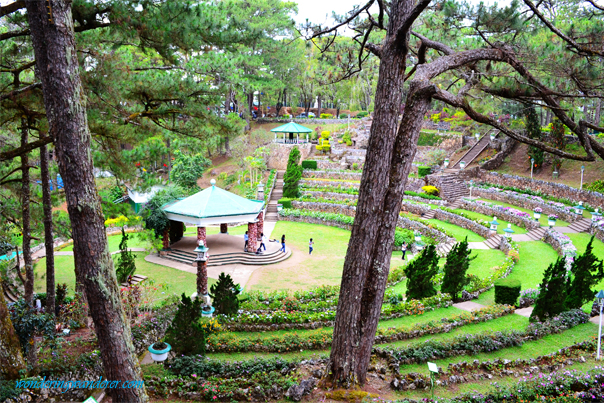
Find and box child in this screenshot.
[309,238,314,255]
[280,234,286,253]
[244,231,249,252]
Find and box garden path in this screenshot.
[51,248,148,256]
[514,307,534,318]
[452,301,486,311]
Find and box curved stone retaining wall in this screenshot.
[461,168,604,209]
[461,199,541,230]
[590,225,604,244]
[303,191,357,201]
[401,203,492,239]
[303,170,363,180]
[300,179,360,189]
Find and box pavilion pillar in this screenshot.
[160,228,170,255]
[197,226,206,245]
[196,260,208,297]
[247,221,258,252]
[257,212,264,238]
[220,223,228,234]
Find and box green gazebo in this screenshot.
[271,121,312,144]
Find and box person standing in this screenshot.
[280,234,286,253]
[401,242,407,260]
[309,238,314,255]
[244,231,249,252]
[256,233,267,254]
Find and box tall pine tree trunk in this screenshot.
[0,271,26,380]
[40,142,55,316]
[595,99,602,126]
[25,1,148,401]
[20,117,33,306]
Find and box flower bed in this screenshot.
[461,199,541,230]
[473,186,579,223]
[375,309,589,366]
[131,302,178,356]
[299,179,360,189]
[302,169,363,180]
[207,304,511,354]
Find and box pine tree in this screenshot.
[404,244,439,300]
[210,273,240,316]
[565,236,604,309]
[165,294,206,356]
[526,105,544,169]
[282,147,302,198]
[550,118,567,173]
[441,237,474,300]
[531,257,568,322]
[115,228,136,283]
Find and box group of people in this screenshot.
[243,232,315,255]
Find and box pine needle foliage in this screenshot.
[283,147,302,198]
[165,294,206,356]
[115,227,136,283]
[526,105,544,168]
[210,273,240,316]
[531,258,568,322]
[565,236,604,310]
[404,244,439,300]
[441,237,474,300]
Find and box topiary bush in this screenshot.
[356,111,369,118]
[320,131,330,139]
[339,114,348,119]
[210,273,240,316]
[421,185,440,196]
[320,113,333,119]
[301,160,318,170]
[417,166,431,178]
[494,278,521,306]
[164,294,206,356]
[278,198,293,209]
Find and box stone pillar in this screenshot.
[196,260,208,297]
[247,221,258,252]
[162,228,169,250]
[197,226,206,245]
[220,223,228,234]
[256,212,264,238]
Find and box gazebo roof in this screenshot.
[162,184,264,226]
[270,122,313,133]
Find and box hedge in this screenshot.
[301,160,318,170]
[278,198,294,209]
[494,278,521,306]
[418,166,431,178]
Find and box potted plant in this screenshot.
[148,342,171,362]
[534,207,542,221]
[548,214,558,227]
[201,304,215,318]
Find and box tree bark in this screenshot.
[317,95,322,117]
[325,0,415,387]
[20,117,33,307]
[595,98,602,126]
[24,1,148,401]
[40,142,55,316]
[0,272,26,380]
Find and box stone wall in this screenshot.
[473,187,579,223]
[257,118,350,125]
[302,170,362,180]
[461,199,541,230]
[401,203,491,238]
[267,143,313,170]
[300,179,360,189]
[279,214,352,231]
[590,225,604,244]
[460,168,604,209]
[303,191,356,201]
[480,137,518,170]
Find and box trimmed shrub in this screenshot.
[283,147,302,198]
[320,131,330,139]
[339,114,348,119]
[417,166,431,178]
[494,278,521,306]
[320,113,333,119]
[421,185,440,196]
[165,294,206,356]
[278,198,293,209]
[210,273,240,316]
[301,160,318,170]
[356,111,369,118]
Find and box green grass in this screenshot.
[34,252,213,300]
[452,208,527,234]
[477,198,571,227]
[427,219,485,242]
[468,249,507,278]
[476,241,558,305]
[59,232,151,252]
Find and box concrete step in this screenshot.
[422,210,436,219]
[526,227,547,241]
[484,234,502,249]
[164,247,291,266]
[437,243,455,257]
[568,218,592,233]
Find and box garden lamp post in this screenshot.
[442,158,449,176]
[469,180,474,198]
[504,223,514,240]
[414,231,425,251]
[530,158,535,179]
[194,241,210,304]
[490,132,496,141]
[489,216,499,235]
[573,201,585,217]
[592,208,602,223]
[475,133,480,143]
[596,290,604,360]
[580,165,585,190]
[460,161,466,170]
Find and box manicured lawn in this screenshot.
[427,218,485,242]
[478,198,571,227]
[467,248,507,278]
[59,232,151,252]
[452,208,527,234]
[476,241,558,305]
[34,252,213,301]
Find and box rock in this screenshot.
[408,383,417,390]
[590,301,600,317]
[210,169,217,176]
[285,384,305,402]
[300,377,317,394]
[312,369,323,378]
[269,385,284,400]
[251,386,265,401]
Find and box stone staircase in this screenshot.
[434,174,469,201]
[568,218,592,233]
[484,234,502,249]
[265,171,284,222]
[437,242,456,257]
[164,246,291,267]
[422,209,436,219]
[447,198,463,209]
[526,227,547,241]
[452,134,492,169]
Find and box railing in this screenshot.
[274,138,310,144]
[113,195,129,204]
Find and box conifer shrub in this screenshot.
[356,111,369,118]
[165,294,206,356]
[531,257,568,322]
[283,147,302,198]
[494,278,521,306]
[210,273,240,316]
[417,166,431,178]
[115,227,136,283]
[404,244,439,300]
[565,236,604,309]
[441,237,474,300]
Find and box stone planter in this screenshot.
[148,342,171,362]
[548,219,556,227]
[202,306,215,318]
